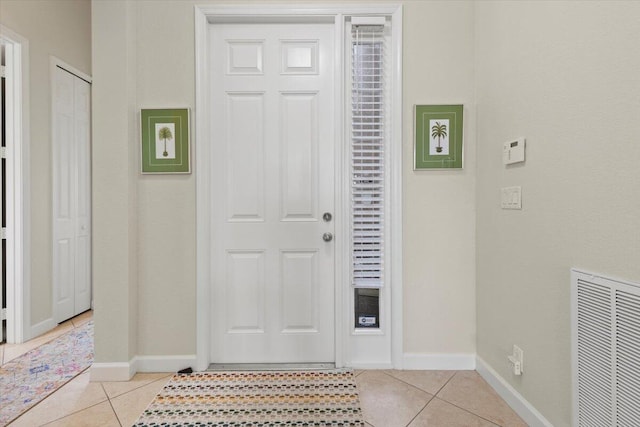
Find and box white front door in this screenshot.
[209,22,335,363]
[53,67,92,322]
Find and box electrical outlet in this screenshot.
[513,345,524,373]
[507,344,524,375]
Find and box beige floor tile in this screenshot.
[386,370,456,395]
[3,322,75,363]
[409,397,498,427]
[9,371,108,427]
[0,343,4,365]
[3,341,44,365]
[45,401,120,427]
[110,376,171,426]
[437,371,526,427]
[71,310,93,328]
[102,372,172,398]
[356,370,432,427]
[41,321,75,341]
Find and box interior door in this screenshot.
[209,22,335,363]
[53,67,91,322]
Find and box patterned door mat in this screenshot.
[133,370,365,426]
[0,321,94,426]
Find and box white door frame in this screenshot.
[0,25,31,344]
[194,4,403,371]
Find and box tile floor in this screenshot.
[2,312,526,426]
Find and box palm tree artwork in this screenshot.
[431,121,448,153]
[158,126,173,157]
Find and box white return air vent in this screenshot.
[572,269,640,427]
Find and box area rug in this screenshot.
[133,370,365,426]
[0,321,94,426]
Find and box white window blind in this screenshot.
[351,23,386,288]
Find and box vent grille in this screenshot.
[575,279,612,426]
[572,270,640,427]
[615,290,640,426]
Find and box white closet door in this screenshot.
[53,67,91,322]
[73,76,91,315]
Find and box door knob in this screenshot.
[322,232,333,242]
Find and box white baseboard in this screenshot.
[91,355,197,381]
[476,356,554,427]
[30,317,57,341]
[90,360,136,382]
[402,353,476,370]
[135,355,197,373]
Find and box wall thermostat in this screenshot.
[503,138,526,165]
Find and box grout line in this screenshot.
[403,395,435,427]
[432,370,458,397]
[41,400,110,426]
[7,366,95,425]
[105,373,173,399]
[434,371,504,426]
[432,397,502,426]
[104,383,124,427]
[373,371,438,427]
[380,370,439,397]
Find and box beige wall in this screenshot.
[0,0,92,327]
[475,2,640,426]
[92,0,139,363]
[92,0,477,360]
[403,0,476,355]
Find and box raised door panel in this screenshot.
[225,92,265,222]
[280,251,318,333]
[54,238,74,319]
[227,40,264,75]
[279,92,318,221]
[225,251,265,333]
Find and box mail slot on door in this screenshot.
[355,288,380,328]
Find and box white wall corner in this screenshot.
[135,355,198,373]
[402,353,476,370]
[29,317,56,340]
[476,356,554,427]
[90,359,137,382]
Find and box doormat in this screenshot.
[133,370,365,426]
[0,321,94,426]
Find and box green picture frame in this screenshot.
[140,108,190,174]
[414,104,464,170]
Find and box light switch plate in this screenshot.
[501,186,522,209]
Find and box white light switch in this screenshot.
[501,186,522,210]
[503,138,526,165]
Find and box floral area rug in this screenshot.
[0,321,94,426]
[133,370,365,426]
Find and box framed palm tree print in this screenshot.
[414,104,463,169]
[140,108,190,173]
